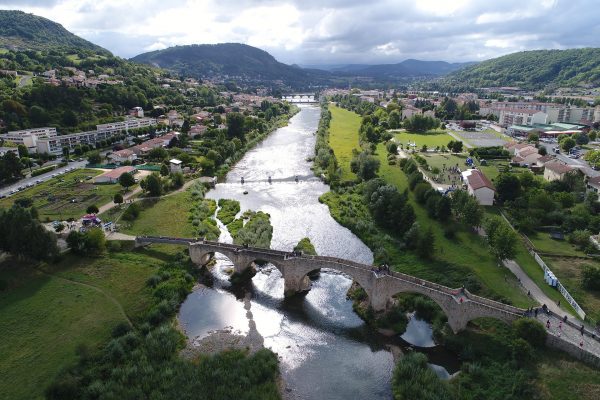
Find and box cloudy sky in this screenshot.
[0,0,598,65]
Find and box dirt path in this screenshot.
[37,268,133,327]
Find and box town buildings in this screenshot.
[0,117,157,155]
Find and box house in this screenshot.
[461,169,495,206]
[129,107,144,118]
[402,105,420,120]
[169,159,182,173]
[536,154,555,166]
[514,147,542,166]
[189,124,208,136]
[503,142,533,155]
[543,161,574,181]
[108,149,137,164]
[94,166,136,184]
[586,176,600,200]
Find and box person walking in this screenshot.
[546,319,551,329]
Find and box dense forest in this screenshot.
[444,48,600,90]
[131,43,332,90]
[0,10,109,54]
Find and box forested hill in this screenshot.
[131,43,329,88]
[444,48,600,89]
[331,59,475,78]
[0,10,110,54]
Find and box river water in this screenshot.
[178,105,459,399]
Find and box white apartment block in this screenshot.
[0,127,57,153]
[482,102,600,126]
[0,118,157,155]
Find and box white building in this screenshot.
[544,161,574,181]
[0,147,19,158]
[586,176,600,200]
[0,127,57,154]
[94,166,136,184]
[108,149,137,164]
[169,158,182,173]
[461,169,495,206]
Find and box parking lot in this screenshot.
[450,130,509,148]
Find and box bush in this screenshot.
[121,202,141,221]
[513,318,547,348]
[392,352,453,400]
[31,165,56,177]
[582,265,600,290]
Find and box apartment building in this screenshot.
[0,127,57,153]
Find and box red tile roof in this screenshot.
[466,169,495,190]
[98,166,135,180]
[545,161,574,175]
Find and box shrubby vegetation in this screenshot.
[217,199,241,225]
[293,237,317,255]
[233,211,273,248]
[66,228,106,256]
[392,352,453,400]
[46,253,281,399]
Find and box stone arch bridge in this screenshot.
[135,236,526,333]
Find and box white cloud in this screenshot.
[0,0,598,64]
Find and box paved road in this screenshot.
[0,160,87,198]
[535,312,600,357]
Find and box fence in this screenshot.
[499,210,588,321]
[533,251,587,320]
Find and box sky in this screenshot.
[0,0,599,65]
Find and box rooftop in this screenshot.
[545,161,574,175]
[96,166,136,180]
[463,169,495,190]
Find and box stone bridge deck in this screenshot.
[135,236,600,366]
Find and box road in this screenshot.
[0,160,88,198]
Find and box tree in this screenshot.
[86,204,99,214]
[584,149,600,169]
[62,146,70,161]
[0,205,58,261]
[350,151,380,180]
[147,147,168,161]
[118,172,135,191]
[538,146,547,156]
[452,190,483,227]
[170,172,185,189]
[513,318,547,348]
[113,193,123,206]
[160,164,169,176]
[495,173,521,203]
[87,151,102,164]
[226,112,245,140]
[144,173,163,196]
[0,151,23,183]
[483,216,518,260]
[17,144,29,158]
[582,265,600,290]
[527,132,539,143]
[560,137,576,153]
[67,228,105,256]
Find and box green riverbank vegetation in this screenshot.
[317,95,600,399]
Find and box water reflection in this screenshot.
[178,106,458,399]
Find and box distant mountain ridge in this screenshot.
[327,59,476,77]
[131,43,330,88]
[0,10,110,54]
[444,48,600,89]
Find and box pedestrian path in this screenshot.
[535,312,600,358]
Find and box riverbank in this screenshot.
[315,98,600,400]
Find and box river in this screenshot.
[178,105,459,399]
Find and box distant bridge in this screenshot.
[282,93,318,103]
[135,236,526,333]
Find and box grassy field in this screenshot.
[392,130,454,150]
[122,191,196,238]
[536,351,600,399]
[376,144,533,307]
[0,249,163,400]
[545,257,600,323]
[0,169,129,221]
[328,105,361,181]
[527,232,585,257]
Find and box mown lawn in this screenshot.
[328,105,361,181]
[376,144,533,307]
[392,130,454,150]
[0,248,163,400]
[0,169,130,221]
[122,191,196,238]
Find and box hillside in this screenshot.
[0,10,110,54]
[445,48,600,89]
[331,59,474,78]
[131,43,329,89]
